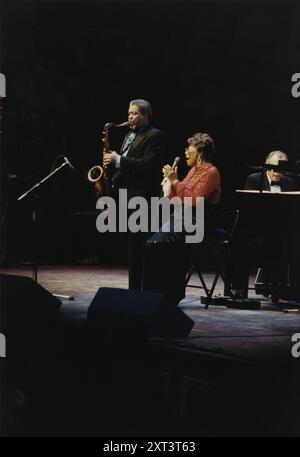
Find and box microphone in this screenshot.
[171,156,180,169]
[64,156,74,170]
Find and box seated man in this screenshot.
[245,150,295,192]
[231,150,296,300]
[142,132,221,303]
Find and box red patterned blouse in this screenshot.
[168,163,221,206]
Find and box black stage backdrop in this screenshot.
[1,0,300,264]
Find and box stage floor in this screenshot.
[1,264,300,436]
[1,264,299,362]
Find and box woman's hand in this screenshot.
[162,164,178,185]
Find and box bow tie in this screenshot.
[270,181,281,187]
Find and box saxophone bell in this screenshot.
[87,165,104,183]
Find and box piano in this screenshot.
[234,190,300,302]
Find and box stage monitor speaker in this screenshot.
[0,274,62,335]
[87,287,194,338]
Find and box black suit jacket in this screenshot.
[245,172,295,191]
[111,124,165,199]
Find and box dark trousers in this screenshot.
[113,194,150,291]
[128,231,149,291]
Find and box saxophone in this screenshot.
[88,121,129,196]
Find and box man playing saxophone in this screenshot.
[103,99,165,291]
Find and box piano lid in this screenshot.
[235,189,300,195]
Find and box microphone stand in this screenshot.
[18,160,70,202]
[17,159,74,300]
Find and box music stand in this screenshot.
[17,158,74,300]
